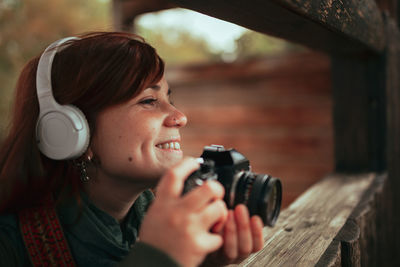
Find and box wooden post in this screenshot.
[384,15,400,266]
[331,54,386,172]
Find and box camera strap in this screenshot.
[18,195,76,267]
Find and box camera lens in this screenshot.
[231,172,282,226]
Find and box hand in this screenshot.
[201,204,264,266]
[139,157,228,267]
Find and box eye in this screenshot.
[139,98,158,106]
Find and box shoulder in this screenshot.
[0,213,21,243]
[117,242,180,267]
[0,213,28,266]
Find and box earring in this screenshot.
[77,155,91,182]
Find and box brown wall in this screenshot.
[166,52,333,208]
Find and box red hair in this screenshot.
[0,32,165,212]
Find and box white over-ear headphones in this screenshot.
[36,37,90,160]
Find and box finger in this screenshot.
[234,204,253,257]
[199,199,227,229]
[250,215,264,252]
[182,180,224,210]
[156,157,199,199]
[223,210,238,261]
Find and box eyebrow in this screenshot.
[149,85,171,95]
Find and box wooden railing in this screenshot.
[240,172,388,266]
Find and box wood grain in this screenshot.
[238,173,375,266]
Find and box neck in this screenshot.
[83,170,146,223]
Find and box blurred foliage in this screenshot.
[138,24,303,66]
[235,30,305,60]
[0,0,110,138]
[137,25,221,66]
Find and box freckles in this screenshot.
[128,157,133,162]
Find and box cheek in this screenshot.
[94,118,158,163]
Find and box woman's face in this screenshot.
[90,77,187,186]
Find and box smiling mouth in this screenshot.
[156,141,181,150]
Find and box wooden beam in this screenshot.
[238,173,375,266]
[113,0,175,31]
[169,0,385,54]
[375,0,398,21]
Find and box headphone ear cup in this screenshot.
[36,104,90,160]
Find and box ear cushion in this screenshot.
[36,105,90,160]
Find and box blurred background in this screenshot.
[0,0,333,207]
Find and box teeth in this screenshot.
[174,142,180,149]
[157,142,181,150]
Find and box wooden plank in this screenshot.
[238,173,374,266]
[166,52,330,86]
[315,240,341,267]
[169,0,385,54]
[335,219,361,266]
[347,173,387,266]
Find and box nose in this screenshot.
[164,106,187,127]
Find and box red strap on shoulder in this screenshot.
[18,196,76,267]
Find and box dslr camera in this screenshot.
[183,145,282,226]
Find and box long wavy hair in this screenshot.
[0,32,165,212]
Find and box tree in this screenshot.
[0,0,110,138]
[137,24,219,66]
[234,30,304,60]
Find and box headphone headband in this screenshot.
[36,37,80,111]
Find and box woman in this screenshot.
[0,32,264,267]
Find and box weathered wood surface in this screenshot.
[375,0,398,21]
[316,173,388,266]
[384,15,400,265]
[331,54,386,172]
[236,173,375,266]
[170,0,385,54]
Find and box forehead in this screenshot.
[140,77,169,94]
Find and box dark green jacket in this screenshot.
[0,190,180,267]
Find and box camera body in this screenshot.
[183,145,282,226]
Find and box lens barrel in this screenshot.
[233,172,282,226]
